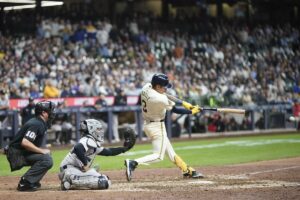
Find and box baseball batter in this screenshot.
[59,119,134,190]
[125,73,204,181]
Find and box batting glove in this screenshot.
[182,101,194,110]
[191,106,201,115]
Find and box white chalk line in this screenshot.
[247,165,300,175]
[216,166,300,180]
[123,139,300,156]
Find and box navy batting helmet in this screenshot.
[151,73,172,88]
[35,100,56,122]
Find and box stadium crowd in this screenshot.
[1,13,299,106]
[0,10,298,141]
[0,13,299,109]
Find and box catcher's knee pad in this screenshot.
[98,175,111,190]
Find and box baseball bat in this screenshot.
[166,93,245,115]
[201,108,246,115]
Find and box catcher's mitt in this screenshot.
[123,127,137,150]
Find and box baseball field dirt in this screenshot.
[0,157,299,200]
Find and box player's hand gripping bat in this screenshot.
[166,93,245,115]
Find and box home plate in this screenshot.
[188,180,214,185]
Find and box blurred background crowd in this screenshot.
[0,12,299,108]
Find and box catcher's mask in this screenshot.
[80,119,104,143]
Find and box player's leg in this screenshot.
[134,122,167,163]
[18,153,53,191]
[125,122,167,181]
[164,138,190,174]
[165,138,204,179]
[60,166,110,190]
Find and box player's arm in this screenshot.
[165,93,196,111]
[21,138,50,154]
[171,106,201,115]
[72,143,88,167]
[22,128,50,154]
[171,106,192,114]
[182,101,195,110]
[98,147,128,156]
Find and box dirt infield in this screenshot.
[0,157,299,200]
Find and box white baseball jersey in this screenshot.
[141,83,175,122]
[60,136,104,169]
[135,83,177,165]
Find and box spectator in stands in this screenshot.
[226,117,239,131]
[9,85,22,99]
[43,79,60,98]
[60,84,72,98]
[171,113,181,138]
[29,84,41,99]
[52,101,74,145]
[0,90,9,110]
[0,90,10,128]
[94,93,108,139]
[112,88,127,143]
[292,99,300,130]
[21,97,35,125]
[240,114,252,130]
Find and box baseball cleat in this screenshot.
[33,182,41,189]
[124,159,138,182]
[17,177,38,192]
[190,171,205,178]
[183,171,204,179]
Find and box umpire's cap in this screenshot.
[35,100,56,121]
[151,73,172,88]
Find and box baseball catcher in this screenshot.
[59,119,136,190]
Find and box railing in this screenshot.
[0,104,296,148]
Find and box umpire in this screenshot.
[7,100,56,191]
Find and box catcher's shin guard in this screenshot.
[62,174,111,190]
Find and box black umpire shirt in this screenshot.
[10,117,48,154]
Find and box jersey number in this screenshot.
[25,131,36,140]
[142,100,147,113]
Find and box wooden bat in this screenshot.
[201,107,245,115]
[166,93,245,115]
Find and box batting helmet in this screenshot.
[35,100,56,122]
[151,73,172,88]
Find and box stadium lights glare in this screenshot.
[3,1,63,11]
[0,0,34,3]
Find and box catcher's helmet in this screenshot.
[151,73,172,88]
[35,100,56,122]
[80,119,104,143]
